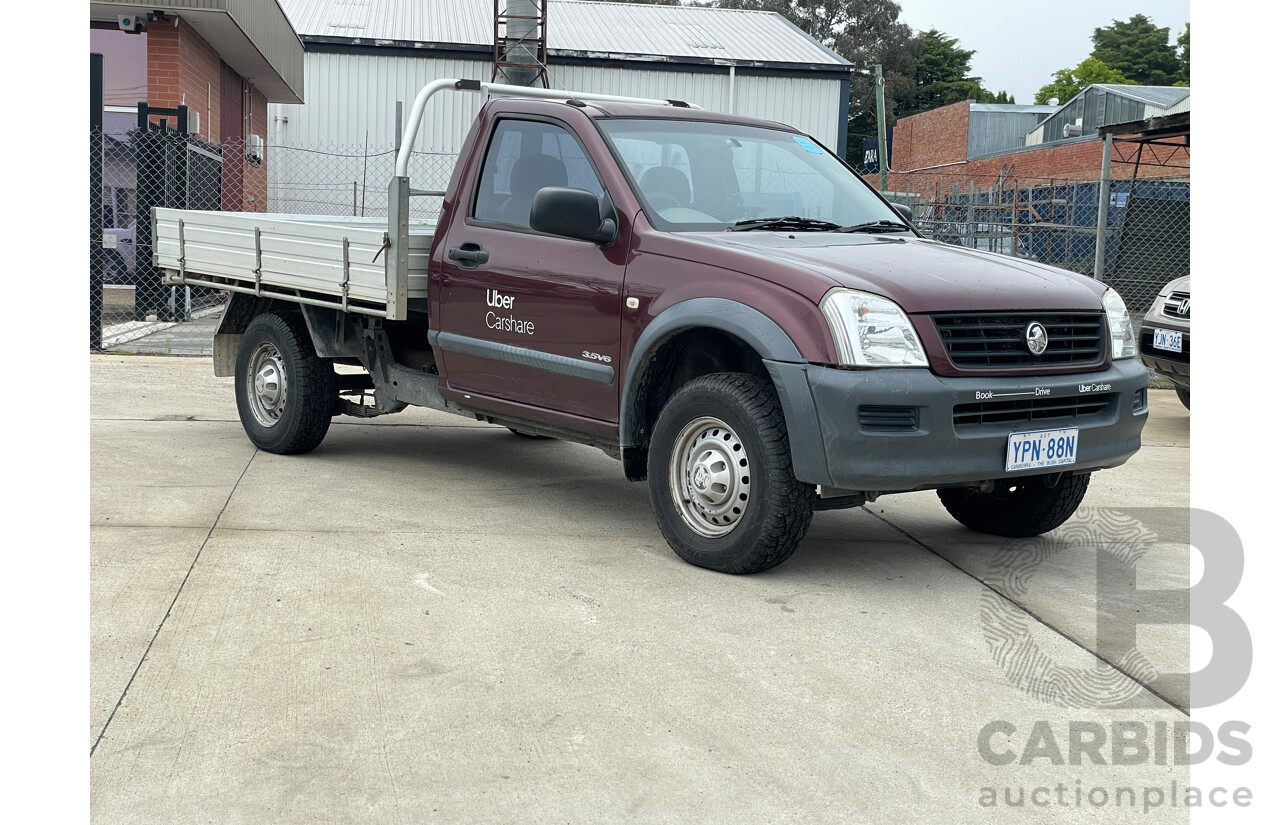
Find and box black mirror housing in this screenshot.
[890,202,914,224]
[530,187,617,245]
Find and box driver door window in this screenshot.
[473,119,605,229]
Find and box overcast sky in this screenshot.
[892,0,1191,103]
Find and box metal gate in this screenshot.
[132,103,224,322]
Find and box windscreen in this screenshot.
[597,119,900,231]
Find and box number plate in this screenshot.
[1151,328,1183,353]
[1006,427,1079,472]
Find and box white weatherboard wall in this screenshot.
[265,52,845,216]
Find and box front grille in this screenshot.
[858,405,919,432]
[953,393,1116,429]
[1140,328,1190,364]
[1161,291,1191,320]
[931,313,1106,370]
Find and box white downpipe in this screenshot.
[393,79,700,177]
[727,65,735,113]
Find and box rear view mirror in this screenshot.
[530,187,617,245]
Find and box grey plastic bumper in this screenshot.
[1138,325,1190,390]
[765,359,1149,492]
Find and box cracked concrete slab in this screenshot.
[90,356,1193,823]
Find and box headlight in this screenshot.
[1102,287,1136,359]
[820,288,927,367]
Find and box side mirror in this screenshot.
[530,187,617,245]
[891,202,914,224]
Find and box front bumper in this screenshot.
[1138,325,1190,389]
[766,358,1149,492]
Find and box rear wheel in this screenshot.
[235,312,337,454]
[647,373,814,574]
[937,473,1090,538]
[1176,387,1190,410]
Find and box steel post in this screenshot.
[1093,132,1113,279]
[90,53,104,350]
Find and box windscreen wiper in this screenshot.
[728,216,843,232]
[837,220,912,234]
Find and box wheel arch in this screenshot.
[620,297,831,485]
[213,295,363,377]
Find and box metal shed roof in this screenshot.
[968,103,1059,115]
[1090,84,1191,110]
[278,0,850,68]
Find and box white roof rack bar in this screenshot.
[394,78,700,177]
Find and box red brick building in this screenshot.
[879,85,1191,189]
[90,1,304,215]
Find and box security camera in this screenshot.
[118,14,146,33]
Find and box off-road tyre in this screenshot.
[235,312,337,455]
[647,373,815,574]
[937,473,1091,538]
[1176,387,1190,410]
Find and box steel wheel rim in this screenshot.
[669,415,751,538]
[246,342,287,428]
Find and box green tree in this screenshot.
[1089,14,1181,86]
[1176,22,1190,83]
[598,3,1016,164]
[711,2,920,162]
[1033,57,1133,105]
[895,29,1010,118]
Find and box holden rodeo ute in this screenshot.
[154,79,1148,574]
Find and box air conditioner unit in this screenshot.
[1062,118,1083,138]
[189,111,200,137]
[246,134,264,165]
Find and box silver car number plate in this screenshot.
[1006,427,1079,472]
[1152,328,1183,353]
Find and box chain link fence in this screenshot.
[881,168,1190,316]
[92,121,1189,356]
[90,120,454,355]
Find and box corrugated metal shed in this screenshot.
[967,104,1059,159]
[278,0,849,67]
[268,51,845,150]
[1026,84,1191,147]
[1092,85,1191,110]
[265,0,853,215]
[967,104,1059,157]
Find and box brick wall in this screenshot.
[146,19,219,140]
[876,138,1191,191]
[881,101,1190,186]
[146,19,269,211]
[889,101,970,172]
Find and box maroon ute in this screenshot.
[210,87,1149,574]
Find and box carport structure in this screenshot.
[1095,110,1192,311]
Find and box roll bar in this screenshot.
[380,80,699,322]
[393,78,699,177]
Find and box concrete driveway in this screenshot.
[91,355,1192,824]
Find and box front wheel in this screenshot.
[937,473,1090,538]
[647,373,814,574]
[235,312,337,454]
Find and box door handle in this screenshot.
[447,242,489,269]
